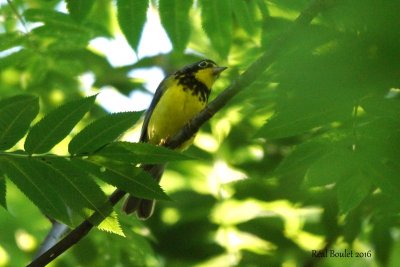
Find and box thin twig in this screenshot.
[6,0,29,33]
[27,1,337,266]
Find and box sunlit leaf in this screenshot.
[0,156,70,223]
[159,0,193,52]
[68,112,142,155]
[97,211,125,237]
[24,95,96,154]
[0,95,39,150]
[117,0,149,52]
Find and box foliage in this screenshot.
[1,0,400,266]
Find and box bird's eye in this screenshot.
[198,61,208,68]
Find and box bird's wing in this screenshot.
[139,76,173,142]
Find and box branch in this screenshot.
[27,189,126,267]
[33,220,69,260]
[166,0,338,149]
[27,1,337,266]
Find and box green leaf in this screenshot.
[24,95,96,154]
[232,0,256,35]
[361,96,400,119]
[275,139,329,178]
[258,100,353,139]
[68,112,142,155]
[0,95,39,150]
[0,32,25,51]
[66,0,96,22]
[336,172,371,213]
[117,0,149,52]
[0,156,70,223]
[305,148,358,187]
[24,9,77,27]
[371,217,393,265]
[159,0,193,52]
[97,142,191,164]
[74,159,169,201]
[200,0,232,58]
[97,211,125,237]
[0,171,6,209]
[35,157,111,222]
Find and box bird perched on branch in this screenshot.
[123,59,227,219]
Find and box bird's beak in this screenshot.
[212,66,228,77]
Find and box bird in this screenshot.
[122,59,227,219]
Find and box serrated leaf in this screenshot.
[66,0,96,22]
[68,112,142,155]
[117,0,149,52]
[159,0,193,52]
[97,142,191,164]
[0,157,70,223]
[74,159,169,201]
[0,95,39,150]
[97,211,125,237]
[24,95,96,154]
[200,0,232,58]
[337,172,371,213]
[0,171,6,209]
[232,0,256,35]
[34,157,111,223]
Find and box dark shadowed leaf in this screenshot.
[200,0,232,58]
[337,172,371,213]
[0,95,39,150]
[73,159,169,201]
[159,0,193,52]
[0,156,70,223]
[0,171,6,209]
[117,0,148,52]
[66,0,96,22]
[232,0,257,35]
[96,142,191,164]
[69,112,142,155]
[34,157,111,223]
[24,95,96,154]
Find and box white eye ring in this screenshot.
[198,61,208,68]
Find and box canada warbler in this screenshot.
[123,59,227,219]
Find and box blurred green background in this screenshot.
[1,0,400,266]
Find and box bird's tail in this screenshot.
[122,164,165,220]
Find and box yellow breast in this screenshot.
[147,80,206,148]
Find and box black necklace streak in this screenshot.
[174,71,210,103]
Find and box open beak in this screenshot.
[212,66,228,77]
